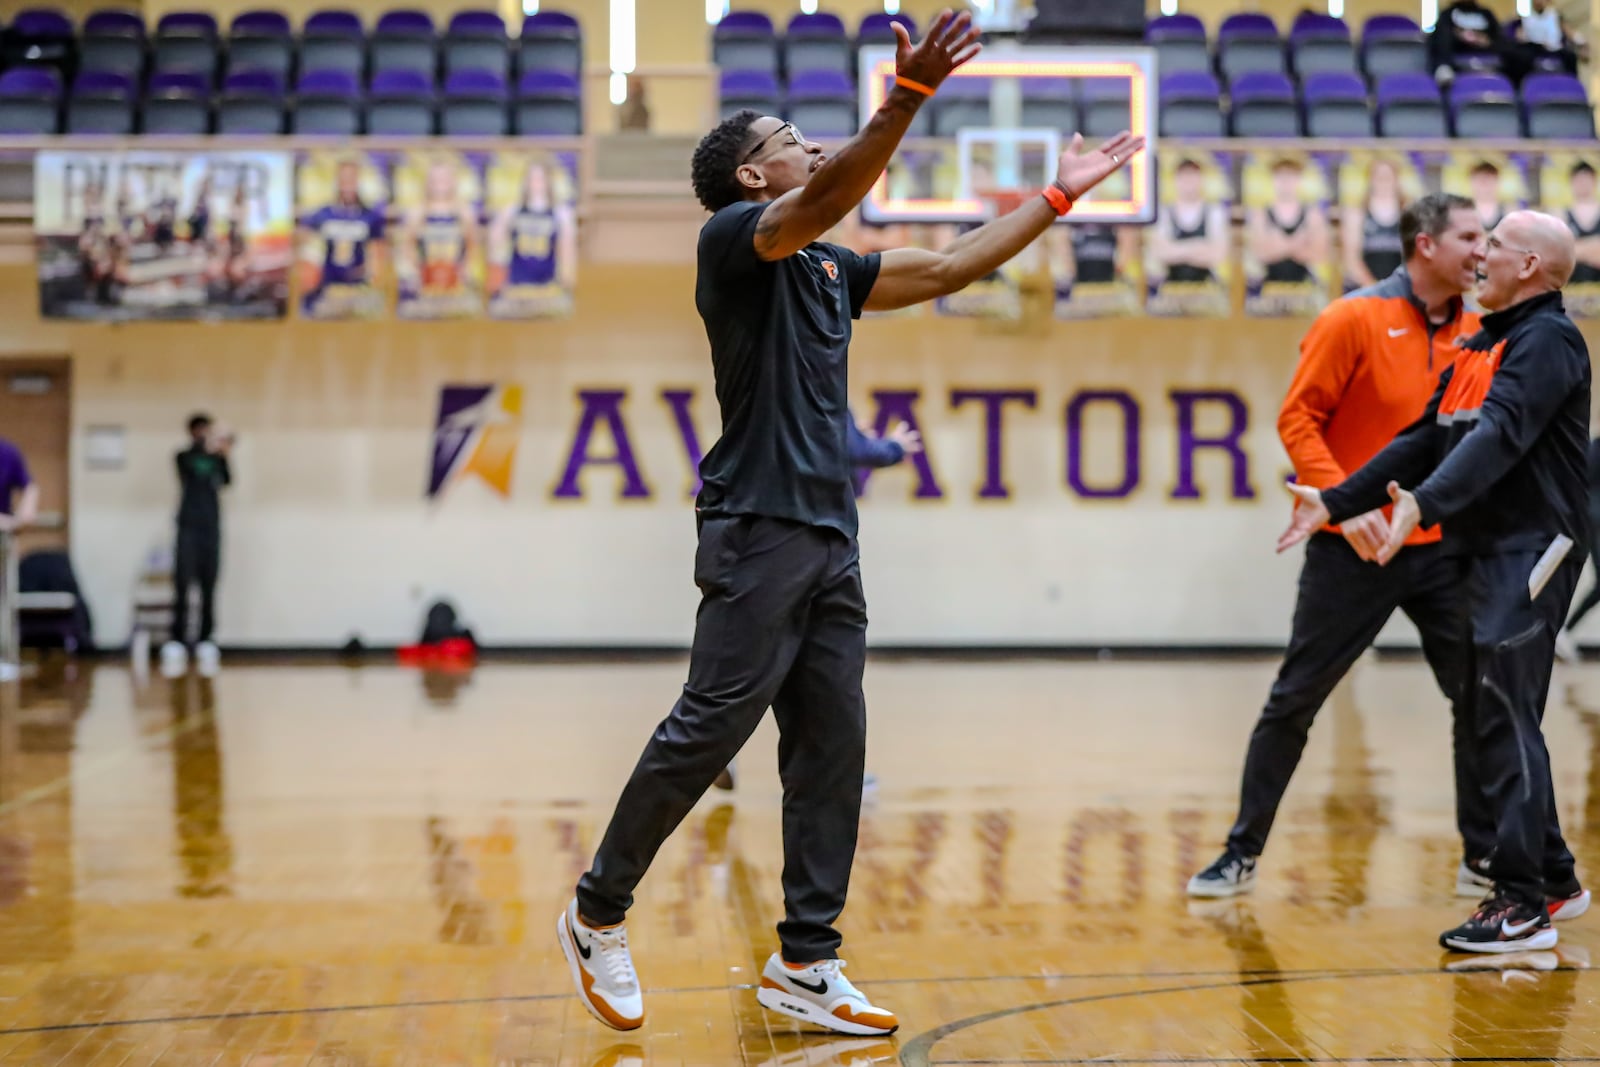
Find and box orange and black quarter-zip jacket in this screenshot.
[1278,268,1479,547]
[1322,290,1592,557]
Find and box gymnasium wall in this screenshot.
[14,258,1592,650]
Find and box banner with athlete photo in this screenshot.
[1239,151,1333,318]
[1538,150,1600,318]
[35,150,291,320]
[391,149,488,320]
[295,151,392,320]
[1049,168,1143,320]
[1336,150,1427,293]
[483,149,580,319]
[1144,152,1232,318]
[1440,150,1530,237]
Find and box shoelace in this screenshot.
[1473,895,1520,926]
[592,927,639,993]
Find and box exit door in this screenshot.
[0,359,70,555]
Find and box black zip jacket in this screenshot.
[1322,290,1592,557]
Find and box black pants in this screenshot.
[576,515,868,962]
[1228,534,1494,860]
[172,524,220,645]
[1464,547,1580,906]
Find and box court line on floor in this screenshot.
[0,964,1588,1039]
[0,710,212,819]
[899,968,1596,1067]
[930,1060,1600,1065]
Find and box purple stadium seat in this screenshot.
[1361,14,1427,78]
[1145,13,1209,76]
[231,10,290,36]
[523,10,579,35]
[715,10,778,75]
[1160,69,1223,136]
[84,8,143,37]
[1522,72,1594,137]
[1375,71,1446,137]
[375,9,434,36]
[292,67,360,134]
[520,10,581,77]
[1217,12,1284,80]
[1218,13,1279,40]
[1229,70,1299,136]
[857,12,915,43]
[787,12,846,36]
[156,11,218,37]
[444,68,505,96]
[719,67,780,119]
[1450,71,1519,137]
[223,67,283,96]
[787,67,855,136]
[367,67,434,134]
[1145,12,1205,40]
[304,9,363,36]
[9,8,73,38]
[1303,70,1373,135]
[0,64,63,132]
[228,10,293,80]
[514,68,580,134]
[449,10,504,35]
[441,68,507,133]
[296,67,358,95]
[785,11,849,75]
[0,66,61,94]
[68,69,136,133]
[148,69,208,96]
[370,67,432,96]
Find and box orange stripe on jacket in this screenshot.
[1277,278,1479,548]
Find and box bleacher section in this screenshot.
[0,6,582,135]
[711,8,1595,141]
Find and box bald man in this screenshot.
[1278,210,1592,953]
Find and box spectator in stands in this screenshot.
[1563,161,1600,284]
[1508,0,1585,78]
[1430,0,1507,82]
[0,436,39,533]
[162,414,232,678]
[1342,157,1409,290]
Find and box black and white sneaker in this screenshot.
[1186,851,1257,898]
[1440,894,1559,953]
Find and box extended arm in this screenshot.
[753,13,980,261]
[863,131,1145,310]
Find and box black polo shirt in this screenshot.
[693,200,881,538]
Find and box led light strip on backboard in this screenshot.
[856,46,1157,225]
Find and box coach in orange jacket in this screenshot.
[1188,193,1497,899]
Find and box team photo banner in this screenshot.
[35,149,292,321]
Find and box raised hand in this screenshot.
[893,9,983,94]
[1340,508,1389,562]
[1276,481,1331,554]
[1054,131,1147,200]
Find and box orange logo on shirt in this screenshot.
[820,259,838,280]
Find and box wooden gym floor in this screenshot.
[0,655,1597,1066]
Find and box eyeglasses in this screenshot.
[1486,234,1537,258]
[742,122,804,164]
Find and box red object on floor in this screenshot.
[397,638,477,667]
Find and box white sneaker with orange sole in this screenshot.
[756,954,898,1036]
[556,898,644,1031]
[1549,887,1591,922]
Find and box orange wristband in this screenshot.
[894,76,936,97]
[1042,183,1074,217]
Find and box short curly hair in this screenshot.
[691,109,761,213]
